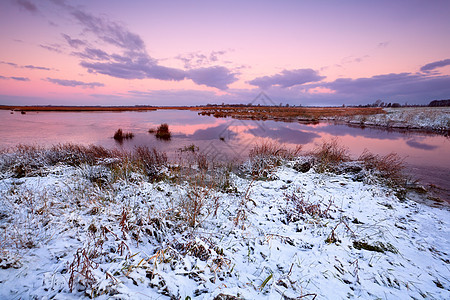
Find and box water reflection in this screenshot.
[1,109,449,197]
[406,138,439,151]
[186,124,237,141]
[306,123,405,140]
[248,126,320,144]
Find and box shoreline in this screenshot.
[3,105,448,135]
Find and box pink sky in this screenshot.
[1,0,450,106]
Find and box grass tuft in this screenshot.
[155,123,171,140]
[311,138,350,173]
[358,149,405,185]
[248,140,301,178]
[113,129,134,141]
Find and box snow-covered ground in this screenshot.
[331,107,450,132]
[0,152,449,299]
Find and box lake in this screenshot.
[1,109,449,201]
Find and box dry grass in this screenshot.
[133,146,168,181]
[311,138,350,173]
[358,149,405,185]
[0,141,416,296]
[154,123,171,140]
[248,140,302,178]
[284,192,332,222]
[49,144,123,165]
[197,106,385,122]
[113,129,134,141]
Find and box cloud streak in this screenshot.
[73,47,110,60]
[1,61,51,71]
[188,66,238,90]
[71,9,145,52]
[40,44,62,53]
[15,0,38,13]
[0,75,30,81]
[63,7,238,89]
[176,50,228,68]
[249,69,325,89]
[62,34,86,49]
[323,73,450,97]
[420,59,450,72]
[46,77,104,88]
[24,65,51,70]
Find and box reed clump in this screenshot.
[359,149,405,185]
[248,140,301,178]
[311,138,350,173]
[155,123,171,140]
[113,129,134,141]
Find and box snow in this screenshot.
[330,107,450,132]
[0,157,449,299]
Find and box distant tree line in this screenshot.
[353,99,450,108]
[428,99,450,107]
[201,98,450,108]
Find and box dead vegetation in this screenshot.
[284,192,333,222]
[154,123,171,140]
[113,129,134,141]
[248,140,301,178]
[197,106,385,122]
[358,149,405,185]
[310,138,350,173]
[0,140,414,297]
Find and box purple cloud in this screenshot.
[71,9,145,52]
[176,50,228,68]
[187,66,238,90]
[73,47,110,60]
[1,61,51,71]
[80,55,185,81]
[0,61,19,67]
[24,65,51,71]
[46,77,104,88]
[324,73,450,96]
[40,44,62,53]
[80,51,237,89]
[420,59,450,72]
[378,41,390,48]
[58,7,238,90]
[62,34,86,49]
[341,55,370,65]
[249,69,325,89]
[0,75,30,81]
[11,76,30,81]
[15,0,38,13]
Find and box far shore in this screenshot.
[3,105,448,134]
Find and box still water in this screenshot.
[1,110,449,200]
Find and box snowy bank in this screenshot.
[0,145,449,299]
[331,107,450,133]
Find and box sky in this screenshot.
[1,0,450,106]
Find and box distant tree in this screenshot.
[429,99,450,107]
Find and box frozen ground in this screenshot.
[0,151,449,299]
[331,107,450,132]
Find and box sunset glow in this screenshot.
[1,0,450,106]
